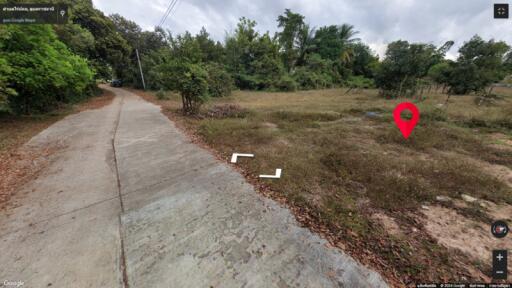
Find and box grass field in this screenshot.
[138,87,512,285]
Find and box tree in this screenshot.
[295,24,316,67]
[205,63,233,97]
[71,1,131,79]
[226,18,284,90]
[313,24,359,62]
[375,41,442,98]
[348,42,379,78]
[196,27,225,63]
[154,60,209,113]
[54,24,95,58]
[225,17,258,76]
[0,57,15,112]
[504,50,512,73]
[277,9,305,71]
[109,14,167,87]
[176,63,209,114]
[109,13,142,48]
[0,25,94,114]
[292,53,340,89]
[171,31,203,64]
[427,61,452,89]
[446,36,510,95]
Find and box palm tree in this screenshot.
[338,24,360,44]
[339,47,354,65]
[295,24,316,67]
[337,24,359,65]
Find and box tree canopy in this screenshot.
[1,5,511,115]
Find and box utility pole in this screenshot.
[135,49,146,90]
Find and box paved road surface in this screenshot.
[0,86,387,288]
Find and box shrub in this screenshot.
[273,75,297,91]
[375,41,439,98]
[153,60,182,91]
[205,63,233,97]
[206,104,249,118]
[235,73,263,90]
[345,75,375,89]
[1,25,94,114]
[293,67,332,90]
[420,107,448,123]
[176,63,209,114]
[155,89,169,100]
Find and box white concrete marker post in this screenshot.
[259,169,282,179]
[231,153,254,163]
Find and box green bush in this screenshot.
[421,107,448,123]
[273,75,297,91]
[155,89,169,100]
[176,63,209,114]
[1,25,94,114]
[0,58,15,112]
[344,75,375,89]
[235,73,265,90]
[205,63,233,97]
[293,67,333,90]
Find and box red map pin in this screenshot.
[393,102,420,139]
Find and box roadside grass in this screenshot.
[139,87,512,284]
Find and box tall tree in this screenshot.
[71,1,131,79]
[375,40,440,98]
[349,42,379,78]
[313,24,359,62]
[195,27,225,63]
[1,25,93,114]
[225,18,283,89]
[277,9,305,71]
[295,24,316,67]
[446,36,510,95]
[109,13,167,87]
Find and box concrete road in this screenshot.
[0,86,387,288]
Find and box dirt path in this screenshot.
[0,86,387,287]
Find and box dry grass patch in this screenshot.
[135,87,512,285]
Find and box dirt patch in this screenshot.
[260,122,279,131]
[0,145,59,210]
[422,205,511,280]
[206,104,249,119]
[371,212,403,237]
[438,150,512,197]
[490,133,512,148]
[481,200,512,222]
[485,164,512,187]
[76,89,115,112]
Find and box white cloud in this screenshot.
[92,0,512,58]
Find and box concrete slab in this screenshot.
[0,85,387,288]
[111,88,388,288]
[0,199,122,288]
[0,92,124,287]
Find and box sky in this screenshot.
[92,0,512,59]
